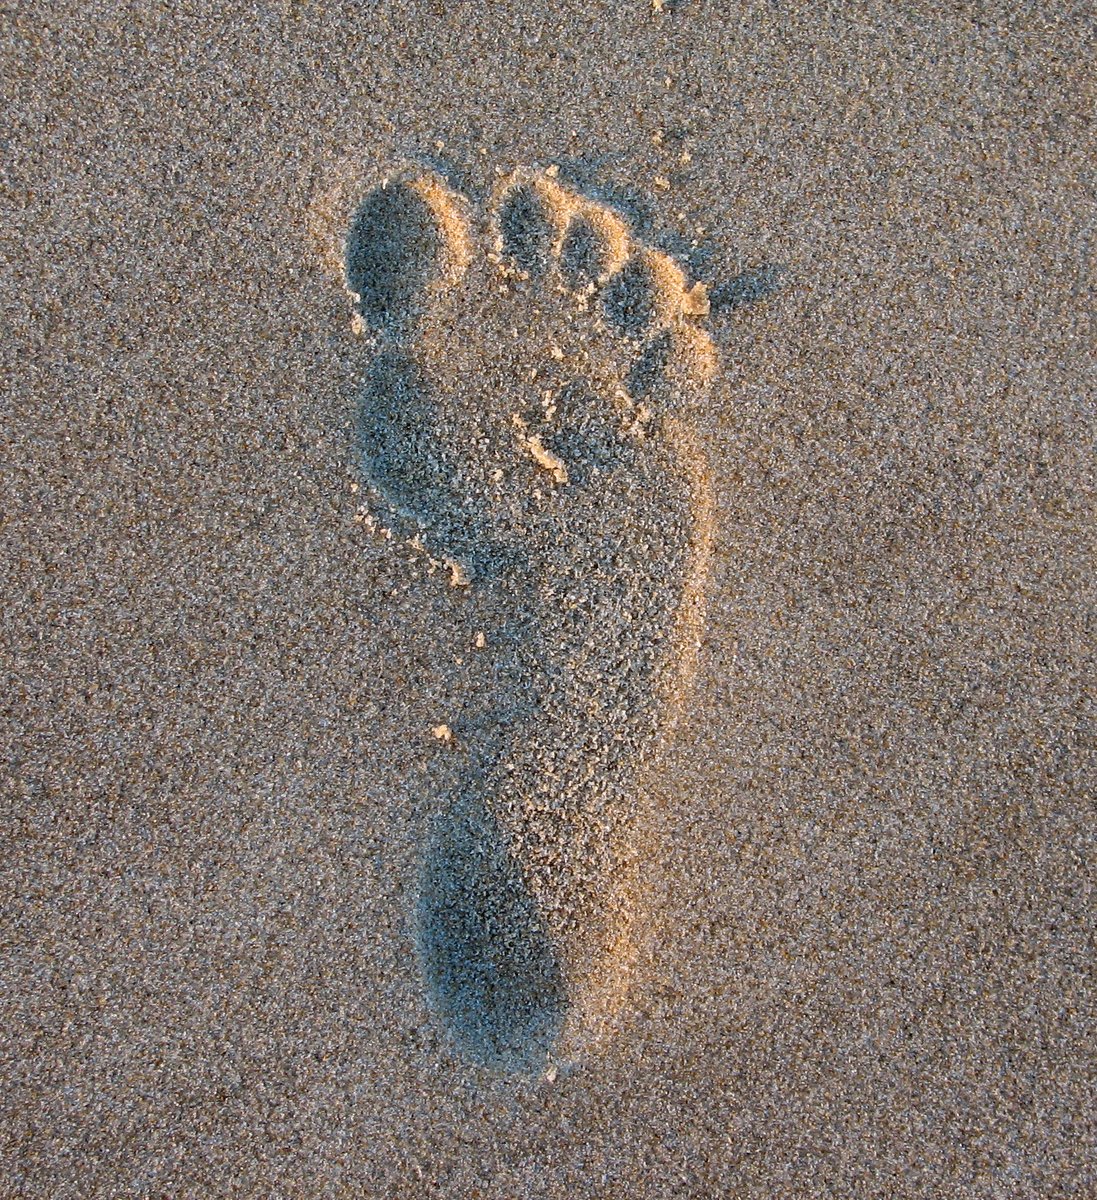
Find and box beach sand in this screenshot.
[3,3,1093,1196]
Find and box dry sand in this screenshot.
[2,3,1094,1197]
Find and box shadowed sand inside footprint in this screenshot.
[345,183,443,331]
[417,793,565,1070]
[497,183,556,276]
[344,167,718,1072]
[355,349,523,582]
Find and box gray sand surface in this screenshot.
[3,3,1094,1196]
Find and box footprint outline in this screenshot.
[344,164,718,1073]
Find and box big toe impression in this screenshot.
[345,175,468,332]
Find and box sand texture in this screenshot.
[3,3,1094,1197]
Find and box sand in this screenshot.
[2,3,1094,1196]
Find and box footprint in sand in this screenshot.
[344,166,717,1072]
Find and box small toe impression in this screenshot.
[625,331,673,399]
[418,797,565,1071]
[345,182,444,331]
[559,216,607,290]
[498,184,556,276]
[603,258,656,338]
